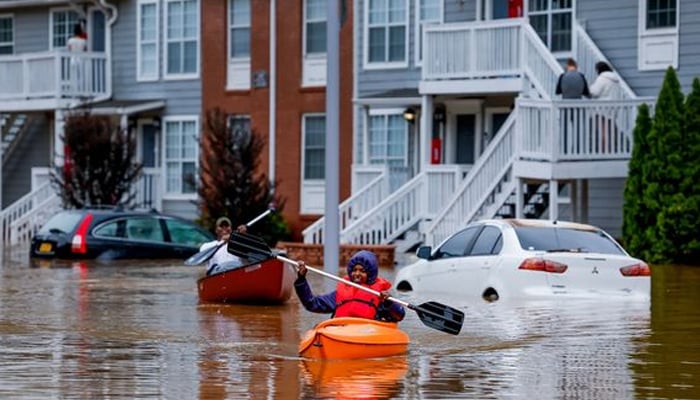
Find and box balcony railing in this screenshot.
[0,51,111,101]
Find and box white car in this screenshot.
[394,219,650,302]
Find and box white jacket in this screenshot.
[590,71,622,100]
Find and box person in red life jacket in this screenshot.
[294,250,406,322]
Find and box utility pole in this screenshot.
[324,0,341,281]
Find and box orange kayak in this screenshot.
[298,317,410,359]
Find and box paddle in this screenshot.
[227,231,465,335]
[184,205,275,266]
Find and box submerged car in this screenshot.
[30,208,214,260]
[394,219,650,302]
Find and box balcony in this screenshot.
[0,51,111,111]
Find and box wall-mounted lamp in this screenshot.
[403,107,416,123]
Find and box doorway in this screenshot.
[456,114,476,164]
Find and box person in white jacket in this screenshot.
[589,61,621,153]
[590,61,621,100]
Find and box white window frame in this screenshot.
[300,113,326,214]
[49,8,81,50]
[163,0,200,80]
[0,14,14,55]
[364,108,409,166]
[162,115,199,199]
[302,0,327,87]
[137,0,160,82]
[414,0,442,67]
[227,0,251,90]
[637,0,679,71]
[363,0,409,70]
[526,0,575,58]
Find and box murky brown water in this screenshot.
[1,249,698,399]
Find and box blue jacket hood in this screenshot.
[346,250,379,284]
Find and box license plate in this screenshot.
[38,242,53,253]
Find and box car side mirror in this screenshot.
[416,246,432,260]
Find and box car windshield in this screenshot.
[514,227,626,255]
[37,212,84,235]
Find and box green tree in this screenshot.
[622,103,652,258]
[656,77,700,264]
[50,111,142,208]
[197,108,290,245]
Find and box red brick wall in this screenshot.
[277,242,396,270]
[201,1,354,241]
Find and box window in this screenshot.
[514,227,626,254]
[229,0,251,59]
[165,219,211,246]
[528,0,573,53]
[126,217,164,242]
[303,115,326,180]
[51,9,80,49]
[638,0,679,70]
[0,15,13,55]
[227,0,251,89]
[368,112,407,166]
[469,226,502,256]
[228,114,251,148]
[434,227,480,259]
[137,0,159,81]
[165,0,199,77]
[304,0,326,56]
[164,117,198,195]
[365,0,408,67]
[646,0,676,29]
[415,0,441,65]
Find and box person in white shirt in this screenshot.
[66,23,87,93]
[200,217,247,275]
[590,61,622,153]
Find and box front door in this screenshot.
[455,114,475,164]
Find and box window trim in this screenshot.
[163,0,200,80]
[303,0,327,58]
[365,108,409,167]
[637,0,679,71]
[162,115,199,199]
[363,0,410,70]
[526,0,575,58]
[228,0,251,62]
[301,113,326,182]
[0,14,14,55]
[414,0,443,67]
[226,0,251,90]
[49,7,81,50]
[137,0,160,82]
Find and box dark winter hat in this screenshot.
[346,250,379,284]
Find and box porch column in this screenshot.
[549,179,558,220]
[54,110,65,167]
[515,178,523,218]
[420,95,433,171]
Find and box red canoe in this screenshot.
[197,258,295,304]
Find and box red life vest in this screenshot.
[334,277,392,319]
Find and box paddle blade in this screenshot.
[184,242,222,266]
[410,301,465,335]
[227,231,275,263]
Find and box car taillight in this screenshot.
[71,213,93,254]
[518,258,568,273]
[619,262,651,277]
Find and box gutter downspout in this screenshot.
[269,0,277,188]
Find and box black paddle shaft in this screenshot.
[228,231,465,335]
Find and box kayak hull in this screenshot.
[197,259,295,304]
[299,317,410,359]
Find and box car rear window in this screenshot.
[514,227,626,255]
[37,212,84,235]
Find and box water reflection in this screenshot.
[300,357,408,399]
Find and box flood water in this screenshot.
[1,249,699,399]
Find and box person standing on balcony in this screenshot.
[555,58,590,99]
[66,23,87,93]
[590,61,622,153]
[555,58,590,154]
